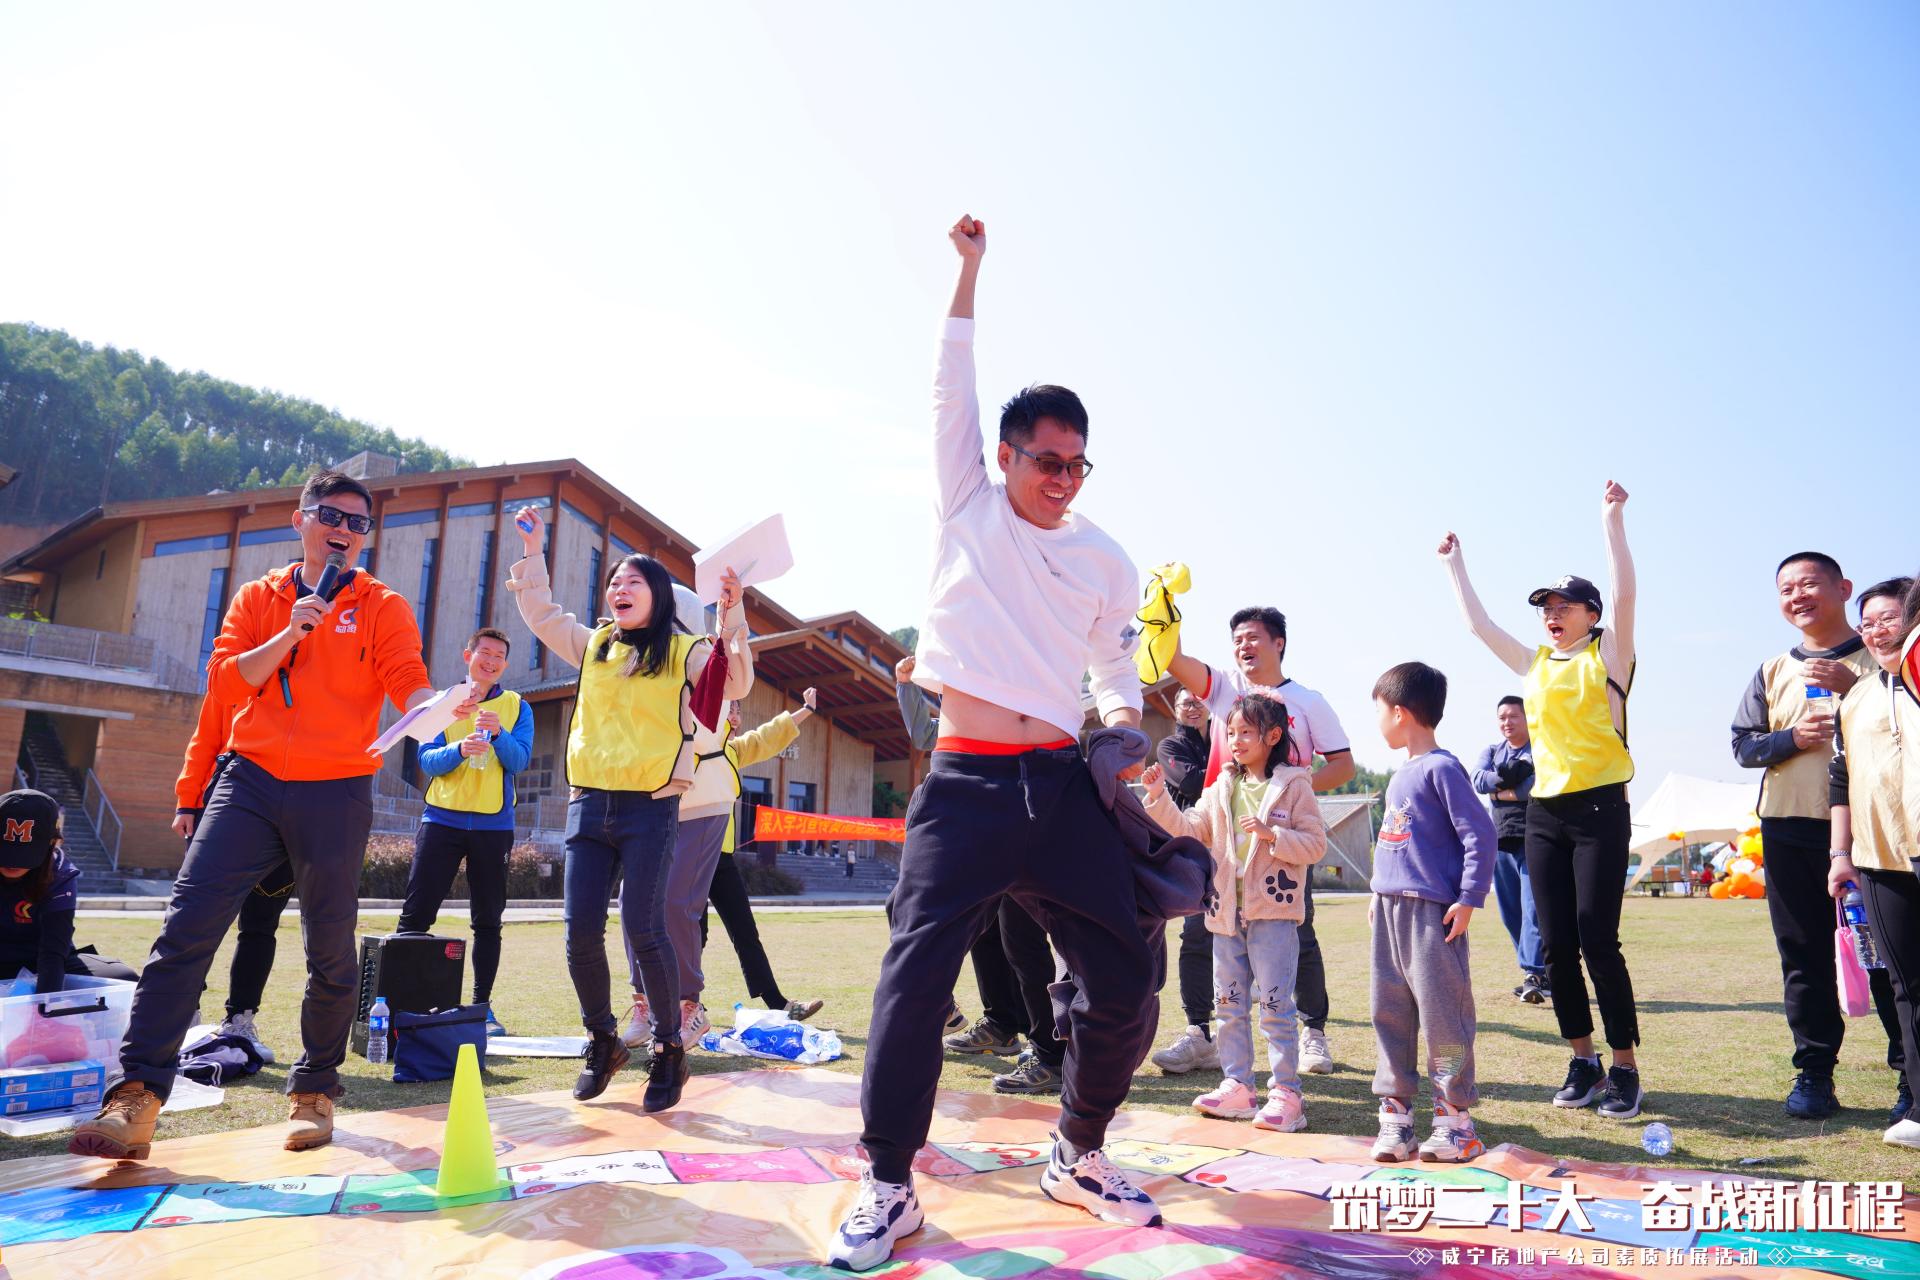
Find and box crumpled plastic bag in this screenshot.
[698,1004,842,1064]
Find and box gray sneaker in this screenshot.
[621,995,653,1051]
[992,1052,1062,1095]
[943,1017,1020,1056]
[1150,1025,1219,1076]
[1300,1026,1335,1075]
[217,1009,275,1064]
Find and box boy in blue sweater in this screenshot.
[1367,661,1496,1163]
[398,628,534,1037]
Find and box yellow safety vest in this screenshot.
[566,626,699,793]
[1523,633,1634,798]
[425,688,525,814]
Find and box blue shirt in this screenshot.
[1371,749,1497,908]
[417,685,536,831]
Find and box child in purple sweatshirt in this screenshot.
[1367,662,1497,1164]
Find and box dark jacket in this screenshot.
[1156,724,1210,809]
[1471,740,1534,844]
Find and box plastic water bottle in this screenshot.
[1844,885,1886,970]
[1641,1122,1674,1157]
[466,731,491,771]
[1807,685,1837,745]
[367,995,391,1064]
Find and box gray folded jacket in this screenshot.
[1083,724,1213,921]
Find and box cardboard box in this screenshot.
[0,1059,106,1096]
[2,1085,104,1115]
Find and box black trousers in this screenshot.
[398,822,513,1003]
[1860,869,1920,1102]
[861,748,1154,1182]
[1296,874,1328,1031]
[1765,818,1905,1078]
[1171,911,1213,1028]
[1526,784,1640,1050]
[225,857,296,1016]
[997,896,1065,1070]
[968,912,1028,1035]
[702,852,787,1008]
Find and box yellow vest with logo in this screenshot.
[1755,646,1880,820]
[425,688,525,814]
[566,626,699,793]
[1523,634,1634,798]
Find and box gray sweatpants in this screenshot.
[1370,894,1478,1110]
[627,813,731,1003]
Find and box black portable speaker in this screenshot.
[350,932,467,1058]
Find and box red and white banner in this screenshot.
[747,806,905,844]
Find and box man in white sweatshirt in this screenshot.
[828,217,1160,1271]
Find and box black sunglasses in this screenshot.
[302,505,374,536]
[1007,441,1094,480]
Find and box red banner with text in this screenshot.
[747,806,905,844]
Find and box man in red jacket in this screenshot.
[72,469,435,1162]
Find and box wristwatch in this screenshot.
[1830,849,1854,860]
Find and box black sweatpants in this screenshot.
[1526,784,1640,1050]
[968,911,1029,1035]
[225,857,296,1016]
[861,747,1154,1182]
[1172,911,1213,1029]
[702,852,787,1008]
[1860,869,1920,1104]
[1764,818,1905,1078]
[398,822,513,1004]
[1296,874,1329,1032]
[119,755,373,1100]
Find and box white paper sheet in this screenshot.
[367,681,477,756]
[693,514,794,604]
[487,1035,589,1058]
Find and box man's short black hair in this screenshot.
[1857,577,1913,615]
[467,626,512,654]
[1497,695,1525,711]
[1777,551,1844,580]
[999,384,1088,445]
[1228,607,1287,645]
[1373,661,1448,729]
[301,468,373,511]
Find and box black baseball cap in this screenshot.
[1527,575,1603,617]
[0,790,60,870]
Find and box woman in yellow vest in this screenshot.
[1827,576,1920,1149]
[1439,480,1645,1120]
[398,627,533,1041]
[508,506,750,1112]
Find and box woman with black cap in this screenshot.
[1437,480,1646,1121]
[0,789,136,994]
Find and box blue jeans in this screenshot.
[564,788,681,1043]
[1214,917,1301,1095]
[1493,839,1546,977]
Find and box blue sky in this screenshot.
[3,4,1915,792]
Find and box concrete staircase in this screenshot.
[18,714,124,893]
[773,850,899,897]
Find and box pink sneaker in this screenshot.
[1193,1078,1259,1120]
[1253,1085,1308,1133]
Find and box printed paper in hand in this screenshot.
[694,514,793,604]
[367,682,477,757]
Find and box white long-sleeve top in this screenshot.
[911,316,1142,740]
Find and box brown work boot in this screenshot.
[68,1082,161,1161]
[284,1091,335,1151]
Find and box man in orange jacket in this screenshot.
[72,469,435,1162]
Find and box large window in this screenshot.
[586,547,602,625]
[198,567,229,670]
[474,531,496,632]
[740,776,774,845]
[418,537,439,636]
[530,527,550,670]
[787,781,818,854]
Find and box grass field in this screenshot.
[7,895,1912,1183]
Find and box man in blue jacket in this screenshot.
[398,627,534,1037]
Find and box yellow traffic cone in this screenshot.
[435,1042,504,1198]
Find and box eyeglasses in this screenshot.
[302,505,374,536]
[1861,615,1904,636]
[1538,604,1591,621]
[1007,441,1094,480]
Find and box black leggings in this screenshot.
[225,857,296,1015]
[1526,784,1639,1050]
[702,853,787,1008]
[1861,869,1920,1103]
[397,823,513,1003]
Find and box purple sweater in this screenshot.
[1370,749,1496,908]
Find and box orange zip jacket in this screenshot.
[207,563,432,781]
[174,693,235,811]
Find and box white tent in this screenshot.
[1624,773,1759,890]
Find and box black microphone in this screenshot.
[301,551,348,631]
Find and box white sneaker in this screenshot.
[680,1000,710,1046]
[1040,1138,1164,1227]
[826,1171,923,1271]
[217,1009,275,1064]
[1885,1118,1920,1150]
[1299,1027,1334,1075]
[1150,1025,1220,1076]
[1371,1099,1418,1163]
[621,995,651,1050]
[1192,1077,1259,1120]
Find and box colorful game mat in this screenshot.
[0,1068,1913,1278]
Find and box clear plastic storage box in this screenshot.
[0,975,136,1069]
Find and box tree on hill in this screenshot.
[0,323,467,524]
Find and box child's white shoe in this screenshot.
[1371,1098,1418,1162]
[1193,1078,1258,1120]
[1418,1102,1486,1163]
[1252,1085,1307,1133]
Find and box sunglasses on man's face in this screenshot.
[1007,441,1094,480]
[302,505,374,536]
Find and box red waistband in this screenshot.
[934,736,1077,756]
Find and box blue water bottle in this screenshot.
[1844,884,1885,970]
[1641,1122,1674,1157]
[367,994,391,1065]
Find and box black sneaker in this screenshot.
[1596,1065,1643,1120]
[1553,1055,1605,1108]
[1893,1081,1914,1127]
[643,1041,690,1113]
[573,1031,630,1102]
[1784,1073,1839,1120]
[1518,973,1549,1005]
[992,1052,1062,1095]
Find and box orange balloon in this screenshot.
[1709,880,1732,899]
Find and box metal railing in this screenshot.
[0,617,204,694]
[82,770,123,868]
[12,765,26,791]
